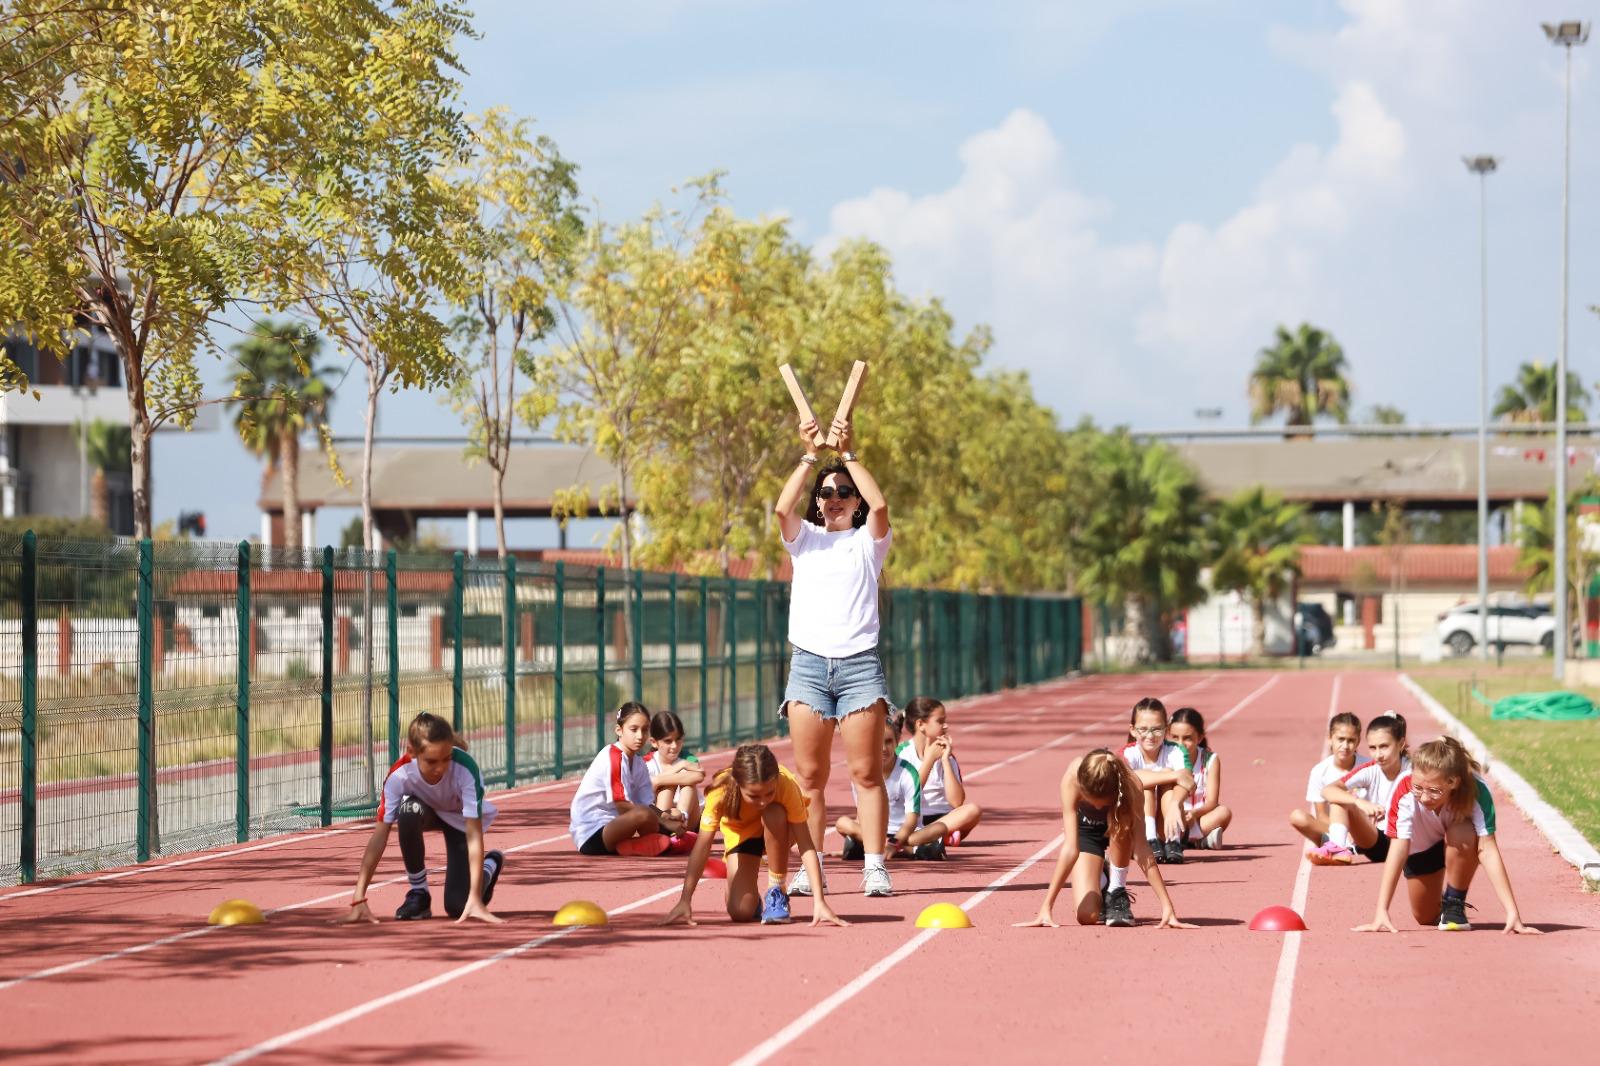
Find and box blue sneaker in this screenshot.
[760,885,791,924]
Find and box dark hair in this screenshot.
[886,710,905,737]
[1127,696,1168,744]
[407,711,459,753]
[615,701,650,728]
[1078,749,1142,844]
[649,710,686,741]
[903,696,945,734]
[803,460,869,528]
[1366,711,1408,750]
[1169,707,1209,753]
[1328,711,1362,735]
[706,743,780,824]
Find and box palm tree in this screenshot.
[227,321,335,550]
[1515,485,1596,656]
[78,419,130,528]
[1208,486,1311,656]
[1071,433,1209,662]
[1493,361,1588,423]
[1248,323,1352,429]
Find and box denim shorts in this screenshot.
[781,645,892,721]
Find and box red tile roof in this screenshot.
[1298,545,1529,586]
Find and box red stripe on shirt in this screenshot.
[1386,773,1413,838]
[1338,760,1375,785]
[609,744,627,804]
[375,753,414,821]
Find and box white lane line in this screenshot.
[207,883,683,1066]
[0,830,572,993]
[1209,672,1281,730]
[1256,671,1337,1066]
[730,833,1066,1066]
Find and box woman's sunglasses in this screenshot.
[816,485,858,501]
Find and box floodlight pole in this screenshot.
[1465,155,1498,661]
[1545,20,1589,680]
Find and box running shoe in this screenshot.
[1149,838,1167,864]
[1437,895,1474,931]
[1308,841,1355,866]
[862,864,893,897]
[617,833,672,858]
[946,829,964,848]
[482,850,505,905]
[1103,887,1136,927]
[788,866,827,896]
[395,887,432,921]
[841,836,865,861]
[1204,827,1224,851]
[760,885,792,924]
[664,832,698,856]
[1165,836,1185,864]
[912,839,947,861]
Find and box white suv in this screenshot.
[1437,604,1556,656]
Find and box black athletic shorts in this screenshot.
[1403,839,1445,878]
[1357,834,1391,863]
[728,836,765,857]
[579,829,614,856]
[1076,814,1110,859]
[921,811,951,828]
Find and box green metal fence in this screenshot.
[0,533,1081,885]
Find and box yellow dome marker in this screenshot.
[915,902,972,929]
[207,899,266,926]
[552,899,609,927]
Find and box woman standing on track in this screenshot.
[774,412,895,898]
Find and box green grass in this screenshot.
[1409,663,1600,853]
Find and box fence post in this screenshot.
[754,578,766,734]
[632,567,644,700]
[726,576,738,745]
[668,572,679,715]
[504,554,517,788]
[451,551,464,732]
[386,550,400,768]
[235,541,251,843]
[320,546,334,827]
[595,566,607,751]
[699,575,709,751]
[19,531,37,883]
[136,538,155,861]
[554,561,566,777]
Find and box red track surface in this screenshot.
[3,669,1597,1065]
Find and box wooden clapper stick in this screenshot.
[778,361,868,449]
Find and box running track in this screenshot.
[2,669,1596,1065]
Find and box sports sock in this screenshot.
[1107,865,1129,891]
[864,853,886,872]
[1328,824,1353,849]
[1443,884,1468,903]
[1144,816,1158,839]
[407,868,428,891]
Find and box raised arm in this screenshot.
[832,417,889,539]
[775,417,822,541]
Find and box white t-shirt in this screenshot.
[783,521,892,658]
[569,743,655,848]
[645,751,701,809]
[854,757,922,834]
[1184,750,1218,811]
[1304,755,1357,804]
[1123,741,1190,774]
[898,740,962,814]
[1332,756,1411,812]
[380,750,496,834]
[1386,772,1496,850]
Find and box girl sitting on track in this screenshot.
[898,696,984,849]
[661,743,845,927]
[1167,707,1231,851]
[1354,736,1537,934]
[838,715,944,861]
[1288,711,1362,854]
[646,710,705,847]
[1120,697,1195,864]
[569,702,686,858]
[1310,711,1410,866]
[1017,748,1196,929]
[341,712,503,924]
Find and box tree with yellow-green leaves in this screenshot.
[0,0,477,538]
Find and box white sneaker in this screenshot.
[862,864,893,897]
[788,866,827,896]
[1205,827,1224,850]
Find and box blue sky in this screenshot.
[159,0,1600,543]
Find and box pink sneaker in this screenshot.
[1307,841,1355,866]
[946,830,964,848]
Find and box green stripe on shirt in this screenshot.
[451,748,486,811]
[1474,777,1496,834]
[899,758,922,814]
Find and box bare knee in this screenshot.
[1288,810,1310,830]
[729,896,760,923]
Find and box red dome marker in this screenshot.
[1250,905,1307,931]
[702,857,727,879]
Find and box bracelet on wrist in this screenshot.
[840,451,858,463]
[800,453,819,466]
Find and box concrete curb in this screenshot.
[1399,672,1600,888]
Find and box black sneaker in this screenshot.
[841,836,865,861]
[912,839,947,861]
[1103,887,1136,927]
[1149,838,1167,864]
[482,850,505,906]
[1165,836,1185,865]
[395,887,432,920]
[1437,895,1473,931]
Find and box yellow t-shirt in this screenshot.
[700,766,809,850]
